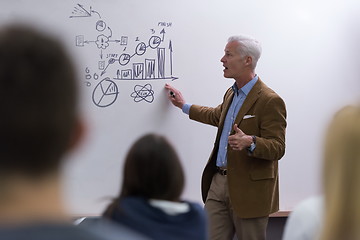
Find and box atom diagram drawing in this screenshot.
[130,84,154,103]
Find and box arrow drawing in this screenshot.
[160,28,166,42]
[91,8,101,18]
[169,40,173,76]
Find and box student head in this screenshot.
[103,134,185,216]
[120,133,185,200]
[0,25,83,182]
[320,105,360,240]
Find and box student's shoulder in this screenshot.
[0,223,105,240]
[292,196,323,215]
[79,217,150,240]
[185,201,206,216]
[282,196,323,240]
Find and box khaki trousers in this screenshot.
[204,173,269,240]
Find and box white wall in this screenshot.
[2,0,360,215]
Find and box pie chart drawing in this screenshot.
[149,36,161,49]
[92,78,119,107]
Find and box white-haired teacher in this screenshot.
[165,35,287,240]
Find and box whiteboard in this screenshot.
[2,0,360,216]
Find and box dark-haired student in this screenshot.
[0,24,147,240]
[103,134,208,240]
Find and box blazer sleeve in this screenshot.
[188,88,232,127]
[188,104,222,127]
[252,92,287,161]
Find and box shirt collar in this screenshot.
[232,75,258,96]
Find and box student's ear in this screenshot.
[68,117,87,151]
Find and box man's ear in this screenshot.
[68,118,86,151]
[245,56,253,66]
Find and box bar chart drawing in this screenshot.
[120,69,132,79]
[111,38,177,81]
[145,59,156,79]
[133,63,144,80]
[157,48,165,79]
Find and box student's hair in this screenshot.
[0,25,78,178]
[103,134,185,216]
[228,35,262,69]
[320,105,360,240]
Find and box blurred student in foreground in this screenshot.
[103,133,208,240]
[0,25,146,240]
[283,105,360,240]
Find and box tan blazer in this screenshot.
[189,78,287,218]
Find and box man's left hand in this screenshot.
[228,124,253,151]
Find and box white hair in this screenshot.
[228,35,262,69]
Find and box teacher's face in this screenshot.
[220,41,246,79]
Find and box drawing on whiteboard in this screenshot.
[92,77,119,108]
[130,84,155,103]
[70,4,101,18]
[84,67,100,86]
[70,4,178,107]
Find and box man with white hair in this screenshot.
[165,35,287,240]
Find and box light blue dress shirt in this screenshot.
[182,76,258,167]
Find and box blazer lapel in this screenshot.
[219,89,234,126]
[214,88,234,144]
[234,79,263,125]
